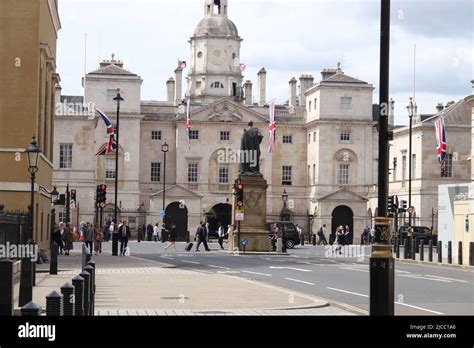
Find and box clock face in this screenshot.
[210,49,227,65]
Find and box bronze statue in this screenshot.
[239,121,263,176]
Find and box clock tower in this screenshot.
[187,0,244,105]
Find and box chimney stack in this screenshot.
[166,77,175,103]
[299,74,314,106]
[321,68,337,81]
[243,80,253,106]
[289,77,297,107]
[258,68,267,107]
[174,68,183,106]
[436,102,444,113]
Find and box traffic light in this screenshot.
[399,200,407,213]
[58,194,66,206]
[71,189,77,202]
[387,195,394,212]
[100,185,107,203]
[235,181,244,208]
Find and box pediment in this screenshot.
[186,98,269,123]
[151,185,202,199]
[318,188,368,202]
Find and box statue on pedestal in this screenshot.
[239,121,263,176]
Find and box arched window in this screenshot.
[211,82,224,89]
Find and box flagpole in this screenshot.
[112,89,124,256]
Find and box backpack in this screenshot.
[317,227,323,236]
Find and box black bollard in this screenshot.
[393,238,397,254]
[46,290,63,316]
[32,241,37,286]
[60,283,75,316]
[428,240,433,262]
[403,239,408,259]
[470,242,474,266]
[458,241,463,265]
[447,241,452,264]
[21,301,40,316]
[411,239,416,260]
[395,239,400,259]
[18,258,33,307]
[50,242,58,275]
[437,241,442,263]
[0,259,14,315]
[84,264,95,316]
[72,275,84,316]
[420,240,424,261]
[80,271,91,316]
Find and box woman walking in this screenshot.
[63,224,74,256]
[93,224,103,256]
[165,223,177,251]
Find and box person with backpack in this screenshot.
[195,222,211,252]
[317,224,328,245]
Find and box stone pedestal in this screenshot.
[228,175,270,252]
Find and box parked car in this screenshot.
[265,221,300,249]
[396,225,437,245]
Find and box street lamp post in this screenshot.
[406,97,417,258]
[112,89,124,256]
[370,0,394,316]
[19,136,40,306]
[281,190,289,221]
[65,183,70,224]
[49,186,59,247]
[161,140,169,241]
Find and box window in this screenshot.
[393,157,397,182]
[105,158,116,180]
[313,164,316,184]
[307,165,310,185]
[308,134,311,144]
[58,206,67,224]
[313,132,316,142]
[211,82,224,89]
[219,165,229,184]
[151,131,162,140]
[196,81,202,90]
[107,89,117,101]
[341,97,352,109]
[282,166,292,186]
[340,132,351,143]
[314,98,317,110]
[188,163,198,182]
[412,154,416,179]
[308,101,312,112]
[402,155,407,187]
[59,143,73,169]
[441,154,453,178]
[339,164,349,185]
[189,130,199,140]
[151,162,161,182]
[283,135,293,144]
[220,131,230,141]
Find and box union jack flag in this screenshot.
[239,64,246,72]
[178,60,187,69]
[95,108,114,135]
[95,135,117,156]
[435,115,447,165]
[185,99,191,150]
[268,100,276,153]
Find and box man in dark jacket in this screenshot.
[195,222,210,252]
[119,220,131,256]
[146,223,154,241]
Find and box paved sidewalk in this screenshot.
[13,246,353,316]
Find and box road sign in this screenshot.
[160,210,166,218]
[235,210,244,221]
[100,202,106,209]
[241,239,248,247]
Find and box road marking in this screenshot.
[423,275,469,283]
[339,267,369,273]
[284,278,315,285]
[395,302,444,315]
[260,258,287,262]
[160,255,174,260]
[395,270,411,274]
[398,274,451,282]
[217,271,241,274]
[242,270,272,277]
[327,287,369,297]
[180,260,200,265]
[207,265,231,270]
[269,266,312,272]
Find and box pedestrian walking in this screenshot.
[217,223,225,250]
[344,225,350,246]
[195,222,211,252]
[361,226,370,245]
[118,220,131,256]
[102,222,110,242]
[63,223,73,256]
[153,223,160,242]
[165,223,177,251]
[317,224,328,245]
[93,224,103,255]
[146,223,154,242]
[108,222,115,242]
[84,222,94,252]
[335,226,344,254]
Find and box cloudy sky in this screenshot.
[57,0,473,125]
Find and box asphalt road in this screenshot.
[101,241,474,315]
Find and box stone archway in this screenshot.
[331,205,354,244]
[207,203,232,237]
[165,202,188,241]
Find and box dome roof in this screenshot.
[194,16,239,37]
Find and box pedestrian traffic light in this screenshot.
[387,195,394,212]
[235,181,244,208]
[71,189,76,202]
[100,185,107,203]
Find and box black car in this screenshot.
[265,221,301,249]
[396,225,437,245]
